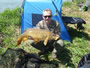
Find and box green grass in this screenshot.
[0,2,90,68]
[0,8,21,54]
[62,2,72,7]
[73,0,86,5]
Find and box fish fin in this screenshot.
[33,38,39,44]
[17,37,22,46]
[55,35,60,40]
[23,37,28,42]
[44,36,49,46]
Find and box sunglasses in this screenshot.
[43,15,52,18]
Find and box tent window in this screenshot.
[32,14,43,26]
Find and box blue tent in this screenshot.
[21,0,72,43]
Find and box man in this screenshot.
[32,8,64,59]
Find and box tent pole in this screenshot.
[51,0,72,43]
[19,0,26,34]
[51,0,61,17]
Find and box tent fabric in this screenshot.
[21,0,72,43]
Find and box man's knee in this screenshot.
[56,39,64,47]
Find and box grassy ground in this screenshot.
[0,1,90,68]
[61,1,90,68]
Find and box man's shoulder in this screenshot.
[36,20,45,27]
[38,20,44,24]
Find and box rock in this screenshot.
[0,48,57,68]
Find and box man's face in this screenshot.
[42,11,52,24]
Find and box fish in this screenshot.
[17,28,59,46]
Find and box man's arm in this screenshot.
[54,22,61,35]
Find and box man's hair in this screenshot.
[43,8,52,14]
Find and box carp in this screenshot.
[17,28,59,46]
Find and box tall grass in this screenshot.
[0,8,21,54]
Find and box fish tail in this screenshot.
[17,35,23,46]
